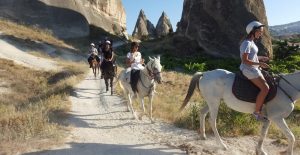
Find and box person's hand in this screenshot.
[259,62,270,68]
[141,58,145,64]
[259,56,269,62]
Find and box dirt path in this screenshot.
[0,35,61,71]
[23,70,295,155]
[1,34,296,155]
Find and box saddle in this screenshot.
[232,70,277,103]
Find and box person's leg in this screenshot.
[100,61,105,79]
[250,77,269,117]
[130,69,138,93]
[88,56,92,68]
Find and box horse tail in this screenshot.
[179,72,203,111]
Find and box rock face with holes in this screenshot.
[132,10,156,40]
[177,0,272,58]
[0,0,126,38]
[156,12,173,38]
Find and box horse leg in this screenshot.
[207,101,228,150]
[256,119,271,155]
[110,77,113,95]
[199,105,209,140]
[272,118,295,155]
[128,93,138,119]
[148,95,154,123]
[138,96,145,120]
[105,78,109,92]
[97,64,100,75]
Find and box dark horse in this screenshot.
[101,60,117,95]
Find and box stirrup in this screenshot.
[252,112,268,121]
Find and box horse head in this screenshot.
[146,56,162,84]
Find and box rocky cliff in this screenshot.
[177,0,272,58]
[132,10,156,40]
[0,0,126,38]
[156,12,173,38]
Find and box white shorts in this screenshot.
[241,67,263,79]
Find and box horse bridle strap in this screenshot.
[139,71,154,90]
[146,61,161,79]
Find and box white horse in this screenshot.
[118,56,162,122]
[180,69,300,155]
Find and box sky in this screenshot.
[122,0,300,35]
[122,0,183,35]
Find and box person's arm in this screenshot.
[109,51,114,61]
[258,56,269,62]
[242,53,269,68]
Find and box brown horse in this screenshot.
[91,57,99,77]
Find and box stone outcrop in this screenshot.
[156,12,173,37]
[177,0,273,58]
[0,0,126,38]
[132,10,156,40]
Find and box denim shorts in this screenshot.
[241,67,263,79]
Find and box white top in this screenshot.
[239,39,259,70]
[89,47,98,55]
[127,51,144,70]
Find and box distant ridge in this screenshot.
[270,21,300,37]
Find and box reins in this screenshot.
[276,73,298,103]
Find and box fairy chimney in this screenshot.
[132,9,156,40]
[156,11,173,37]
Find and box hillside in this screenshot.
[270,21,300,37]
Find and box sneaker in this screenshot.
[252,112,269,121]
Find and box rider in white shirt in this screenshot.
[87,43,100,68]
[126,42,145,93]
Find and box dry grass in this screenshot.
[0,58,86,154]
[0,19,72,49]
[114,67,202,122]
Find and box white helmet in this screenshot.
[246,21,265,34]
[90,43,95,47]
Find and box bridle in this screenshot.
[139,60,161,90]
[145,60,161,80]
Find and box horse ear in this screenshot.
[157,55,161,60]
[149,56,154,61]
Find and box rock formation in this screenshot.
[132,10,156,40]
[177,0,272,58]
[156,12,173,37]
[0,0,127,38]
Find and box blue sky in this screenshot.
[122,0,183,35]
[122,0,300,34]
[264,0,300,26]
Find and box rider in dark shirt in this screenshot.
[100,40,116,78]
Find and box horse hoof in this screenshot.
[279,150,288,155]
[199,135,207,140]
